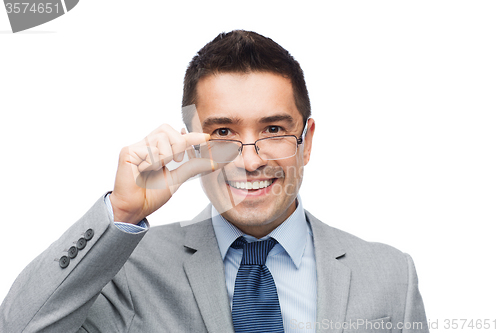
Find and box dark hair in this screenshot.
[182,30,311,130]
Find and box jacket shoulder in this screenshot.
[331,225,405,258]
[306,210,411,276]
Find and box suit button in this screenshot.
[59,256,69,268]
[84,228,94,241]
[76,238,87,250]
[68,246,78,259]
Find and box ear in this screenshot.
[303,118,315,166]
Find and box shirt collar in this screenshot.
[211,195,308,269]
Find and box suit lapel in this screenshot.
[183,206,234,333]
[307,211,351,333]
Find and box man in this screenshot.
[0,30,428,332]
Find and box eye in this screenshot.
[265,126,284,134]
[213,128,232,137]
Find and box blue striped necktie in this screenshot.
[231,236,284,333]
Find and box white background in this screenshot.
[1,1,499,330]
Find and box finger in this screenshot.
[183,132,211,146]
[175,132,211,163]
[149,132,174,168]
[169,158,218,188]
[142,124,179,163]
[179,128,190,161]
[148,124,208,147]
[144,136,164,170]
[124,145,161,172]
[137,125,210,167]
[159,126,208,162]
[138,147,162,172]
[150,125,208,163]
[153,125,185,159]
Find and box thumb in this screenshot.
[167,157,217,190]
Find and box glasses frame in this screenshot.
[194,120,309,162]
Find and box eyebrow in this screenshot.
[202,116,242,129]
[258,114,295,126]
[201,113,295,129]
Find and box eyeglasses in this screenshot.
[194,122,308,163]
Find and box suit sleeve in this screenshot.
[0,194,149,333]
[403,253,429,333]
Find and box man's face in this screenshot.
[192,72,315,237]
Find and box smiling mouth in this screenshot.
[227,179,276,190]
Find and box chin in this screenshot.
[223,204,278,227]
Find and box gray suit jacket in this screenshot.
[0,195,428,333]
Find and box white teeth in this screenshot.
[228,179,274,190]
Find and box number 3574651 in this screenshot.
[5,2,60,14]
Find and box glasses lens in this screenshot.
[257,136,298,160]
[198,141,241,163]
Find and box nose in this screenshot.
[232,143,267,172]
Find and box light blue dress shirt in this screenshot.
[105,194,317,332]
[105,194,148,232]
[211,196,317,333]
